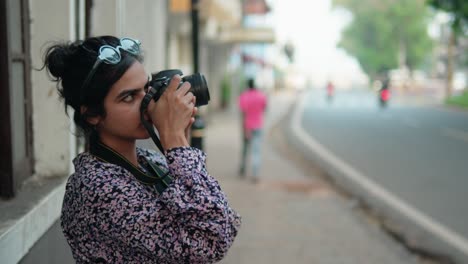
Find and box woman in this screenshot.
[43,36,241,263]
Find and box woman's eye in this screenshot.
[122,94,134,102]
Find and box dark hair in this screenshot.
[247,78,255,90]
[42,36,143,138]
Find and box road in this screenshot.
[293,89,468,257]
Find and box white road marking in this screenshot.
[442,128,468,144]
[292,94,468,256]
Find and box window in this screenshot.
[0,0,33,198]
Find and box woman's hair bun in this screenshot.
[43,42,78,80]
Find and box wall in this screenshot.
[92,0,168,72]
[29,0,74,178]
[10,1,170,263]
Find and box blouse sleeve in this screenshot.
[92,146,241,263]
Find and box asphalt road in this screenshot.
[297,89,468,245]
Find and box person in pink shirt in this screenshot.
[238,78,267,182]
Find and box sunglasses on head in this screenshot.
[80,37,141,102]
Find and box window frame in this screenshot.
[0,0,33,198]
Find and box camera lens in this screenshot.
[147,70,210,107]
[182,73,210,107]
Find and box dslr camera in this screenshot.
[139,69,210,153]
[144,69,210,107]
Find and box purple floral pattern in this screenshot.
[61,146,241,263]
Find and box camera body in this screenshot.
[147,69,210,107]
[139,69,210,153]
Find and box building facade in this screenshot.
[0,0,271,263]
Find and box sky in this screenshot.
[269,0,368,88]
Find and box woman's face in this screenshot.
[95,61,150,144]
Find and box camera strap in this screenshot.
[140,87,165,154]
[89,137,173,195]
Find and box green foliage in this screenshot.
[446,90,468,108]
[220,74,231,108]
[427,0,468,34]
[333,0,433,79]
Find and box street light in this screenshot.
[190,0,204,151]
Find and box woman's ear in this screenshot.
[80,105,101,126]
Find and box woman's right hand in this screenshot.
[147,75,196,151]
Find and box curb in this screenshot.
[287,92,467,264]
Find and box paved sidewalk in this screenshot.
[205,91,423,264]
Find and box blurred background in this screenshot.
[0,0,467,263]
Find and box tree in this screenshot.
[427,0,468,99]
[333,0,433,81]
[427,0,468,34]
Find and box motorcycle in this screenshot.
[326,82,334,103]
[379,88,390,108]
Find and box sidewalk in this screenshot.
[205,91,423,264]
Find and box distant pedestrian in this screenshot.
[238,78,267,183]
[378,75,391,108]
[326,80,334,102]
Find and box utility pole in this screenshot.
[191,0,199,73]
[190,0,205,151]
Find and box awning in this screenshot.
[170,0,241,27]
[218,27,275,44]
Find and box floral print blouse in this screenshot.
[61,146,241,263]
